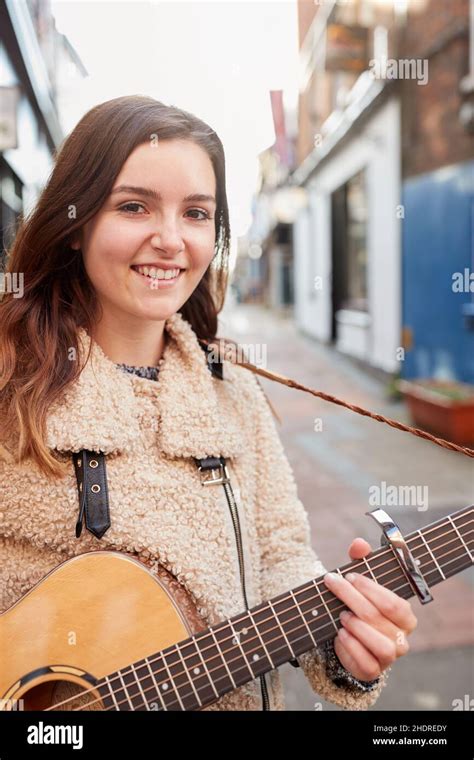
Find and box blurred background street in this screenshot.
[220,300,473,709]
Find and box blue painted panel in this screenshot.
[402,161,474,383]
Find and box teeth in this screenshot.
[135,266,180,280]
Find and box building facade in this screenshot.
[292,0,473,381]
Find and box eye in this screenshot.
[186,208,212,221]
[118,203,212,220]
[118,202,147,214]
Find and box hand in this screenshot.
[323,537,418,682]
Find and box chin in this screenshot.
[137,304,181,322]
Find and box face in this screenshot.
[71,138,217,326]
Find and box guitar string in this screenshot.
[79,516,474,706]
[103,524,474,702]
[78,536,474,710]
[42,515,471,711]
[69,535,472,712]
[46,518,472,711]
[55,528,473,711]
[48,520,472,711]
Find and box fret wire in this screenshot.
[145,652,173,709]
[448,514,473,561]
[143,657,167,710]
[107,525,473,708]
[266,598,297,659]
[135,512,473,693]
[159,651,184,709]
[129,662,150,710]
[418,524,473,579]
[246,603,282,664]
[260,604,310,668]
[182,637,219,707]
[312,578,338,632]
[117,670,135,710]
[175,641,202,708]
[289,588,318,647]
[417,529,446,580]
[207,625,238,691]
[101,675,120,710]
[121,662,150,711]
[246,603,293,672]
[282,581,339,646]
[202,535,473,678]
[212,615,270,682]
[99,536,470,708]
[105,524,472,708]
[144,655,174,710]
[247,607,276,669]
[261,590,313,665]
[98,516,472,709]
[131,661,158,707]
[363,556,378,581]
[190,634,220,700]
[421,519,466,555]
[84,535,472,712]
[284,588,333,658]
[227,619,255,680]
[161,646,202,710]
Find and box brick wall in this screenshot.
[401,0,472,177]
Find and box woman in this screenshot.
[0,95,417,711]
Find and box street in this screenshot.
[220,302,474,711]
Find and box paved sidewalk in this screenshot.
[219,303,474,710]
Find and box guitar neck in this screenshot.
[97,505,473,711]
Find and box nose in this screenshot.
[150,216,184,256]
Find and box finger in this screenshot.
[323,571,386,629]
[333,628,381,682]
[339,609,408,662]
[348,538,372,560]
[342,572,418,633]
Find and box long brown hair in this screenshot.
[0,95,231,478]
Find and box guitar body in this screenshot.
[1,551,207,710]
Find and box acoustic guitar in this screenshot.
[1,505,472,711]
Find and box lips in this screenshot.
[130,265,184,288]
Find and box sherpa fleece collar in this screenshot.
[45,311,245,458]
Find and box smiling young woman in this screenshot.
[0,96,230,477]
[0,95,415,712]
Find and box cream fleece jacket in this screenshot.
[0,311,390,710]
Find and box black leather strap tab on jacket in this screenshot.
[73,450,111,539]
[71,336,221,539]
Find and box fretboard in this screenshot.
[97,505,473,711]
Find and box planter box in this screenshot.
[398,379,474,446]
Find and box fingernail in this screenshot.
[346,573,357,583]
[324,572,342,583]
[340,610,351,621]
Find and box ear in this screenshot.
[69,233,82,251]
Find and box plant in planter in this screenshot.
[397,379,474,446]
[386,371,403,402]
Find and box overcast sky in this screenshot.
[51,0,300,263]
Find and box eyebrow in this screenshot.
[110,185,217,205]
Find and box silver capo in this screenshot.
[366,508,433,604]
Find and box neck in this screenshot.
[91,312,168,366]
[96,505,473,711]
